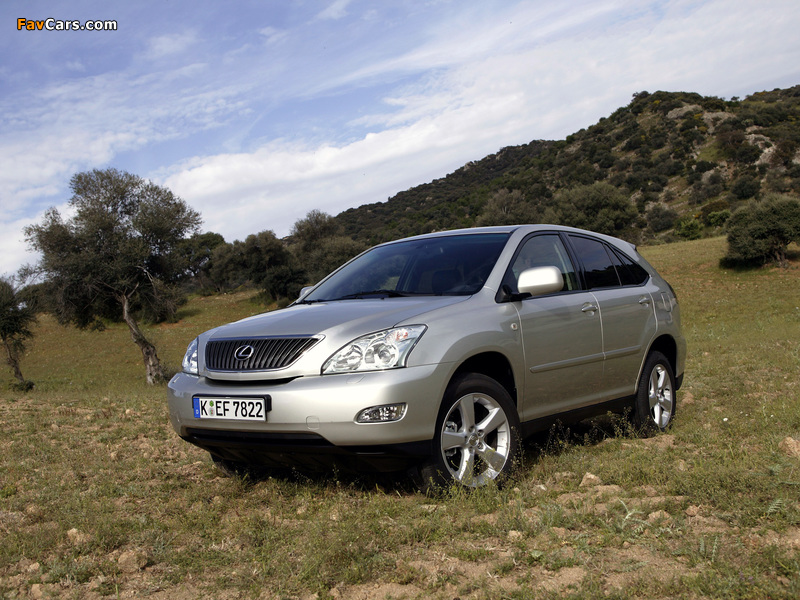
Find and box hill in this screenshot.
[333,86,800,245]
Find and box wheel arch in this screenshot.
[450,351,518,406]
[641,335,679,389]
[647,335,677,370]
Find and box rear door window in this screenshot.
[568,235,620,289]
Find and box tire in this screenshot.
[416,373,520,492]
[634,351,677,434]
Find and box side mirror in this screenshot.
[295,286,315,303]
[518,266,563,296]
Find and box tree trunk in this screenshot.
[3,338,27,384]
[119,294,167,385]
[775,248,788,268]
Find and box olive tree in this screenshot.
[204,230,306,301]
[289,210,367,285]
[0,278,36,389]
[724,195,800,267]
[24,168,201,384]
[290,209,340,253]
[303,236,368,285]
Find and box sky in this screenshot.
[2,0,800,278]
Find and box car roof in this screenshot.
[378,224,637,253]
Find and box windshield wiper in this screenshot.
[331,289,411,301]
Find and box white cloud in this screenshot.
[65,60,86,72]
[0,201,73,279]
[258,26,289,45]
[0,217,38,278]
[317,0,354,21]
[163,111,486,241]
[144,31,198,60]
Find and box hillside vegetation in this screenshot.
[334,87,800,246]
[59,86,799,309]
[1,237,799,599]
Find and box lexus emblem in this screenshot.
[234,345,255,361]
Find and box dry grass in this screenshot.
[1,239,799,599]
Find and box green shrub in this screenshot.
[705,210,731,228]
[646,204,678,232]
[731,176,761,199]
[675,216,703,240]
[724,195,800,266]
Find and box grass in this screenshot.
[1,238,799,599]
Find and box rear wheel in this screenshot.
[416,373,520,492]
[634,351,676,433]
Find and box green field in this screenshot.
[1,236,799,599]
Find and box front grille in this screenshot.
[205,336,320,371]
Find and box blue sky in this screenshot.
[2,0,800,278]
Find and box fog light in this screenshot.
[356,403,407,423]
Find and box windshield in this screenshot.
[302,233,510,302]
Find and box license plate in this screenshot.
[192,396,268,421]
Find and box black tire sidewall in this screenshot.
[634,351,677,434]
[417,373,521,492]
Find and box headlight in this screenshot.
[182,338,199,375]
[322,325,426,374]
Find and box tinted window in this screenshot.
[507,234,577,293]
[610,248,649,285]
[305,233,510,301]
[568,235,620,289]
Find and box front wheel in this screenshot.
[634,351,677,434]
[416,373,520,492]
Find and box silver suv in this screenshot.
[167,225,685,489]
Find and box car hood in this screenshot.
[198,296,470,380]
[212,296,468,338]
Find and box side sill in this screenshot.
[520,396,634,438]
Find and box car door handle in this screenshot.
[638,296,651,306]
[581,303,598,313]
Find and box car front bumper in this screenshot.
[167,364,448,471]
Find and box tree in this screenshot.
[242,231,304,300]
[178,231,227,293]
[205,240,248,292]
[724,195,800,266]
[303,236,368,284]
[179,231,226,279]
[204,231,306,301]
[286,211,367,289]
[0,278,37,389]
[731,175,761,200]
[290,210,340,253]
[476,189,538,226]
[646,204,678,233]
[24,168,201,384]
[553,182,638,237]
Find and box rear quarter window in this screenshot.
[609,248,650,286]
